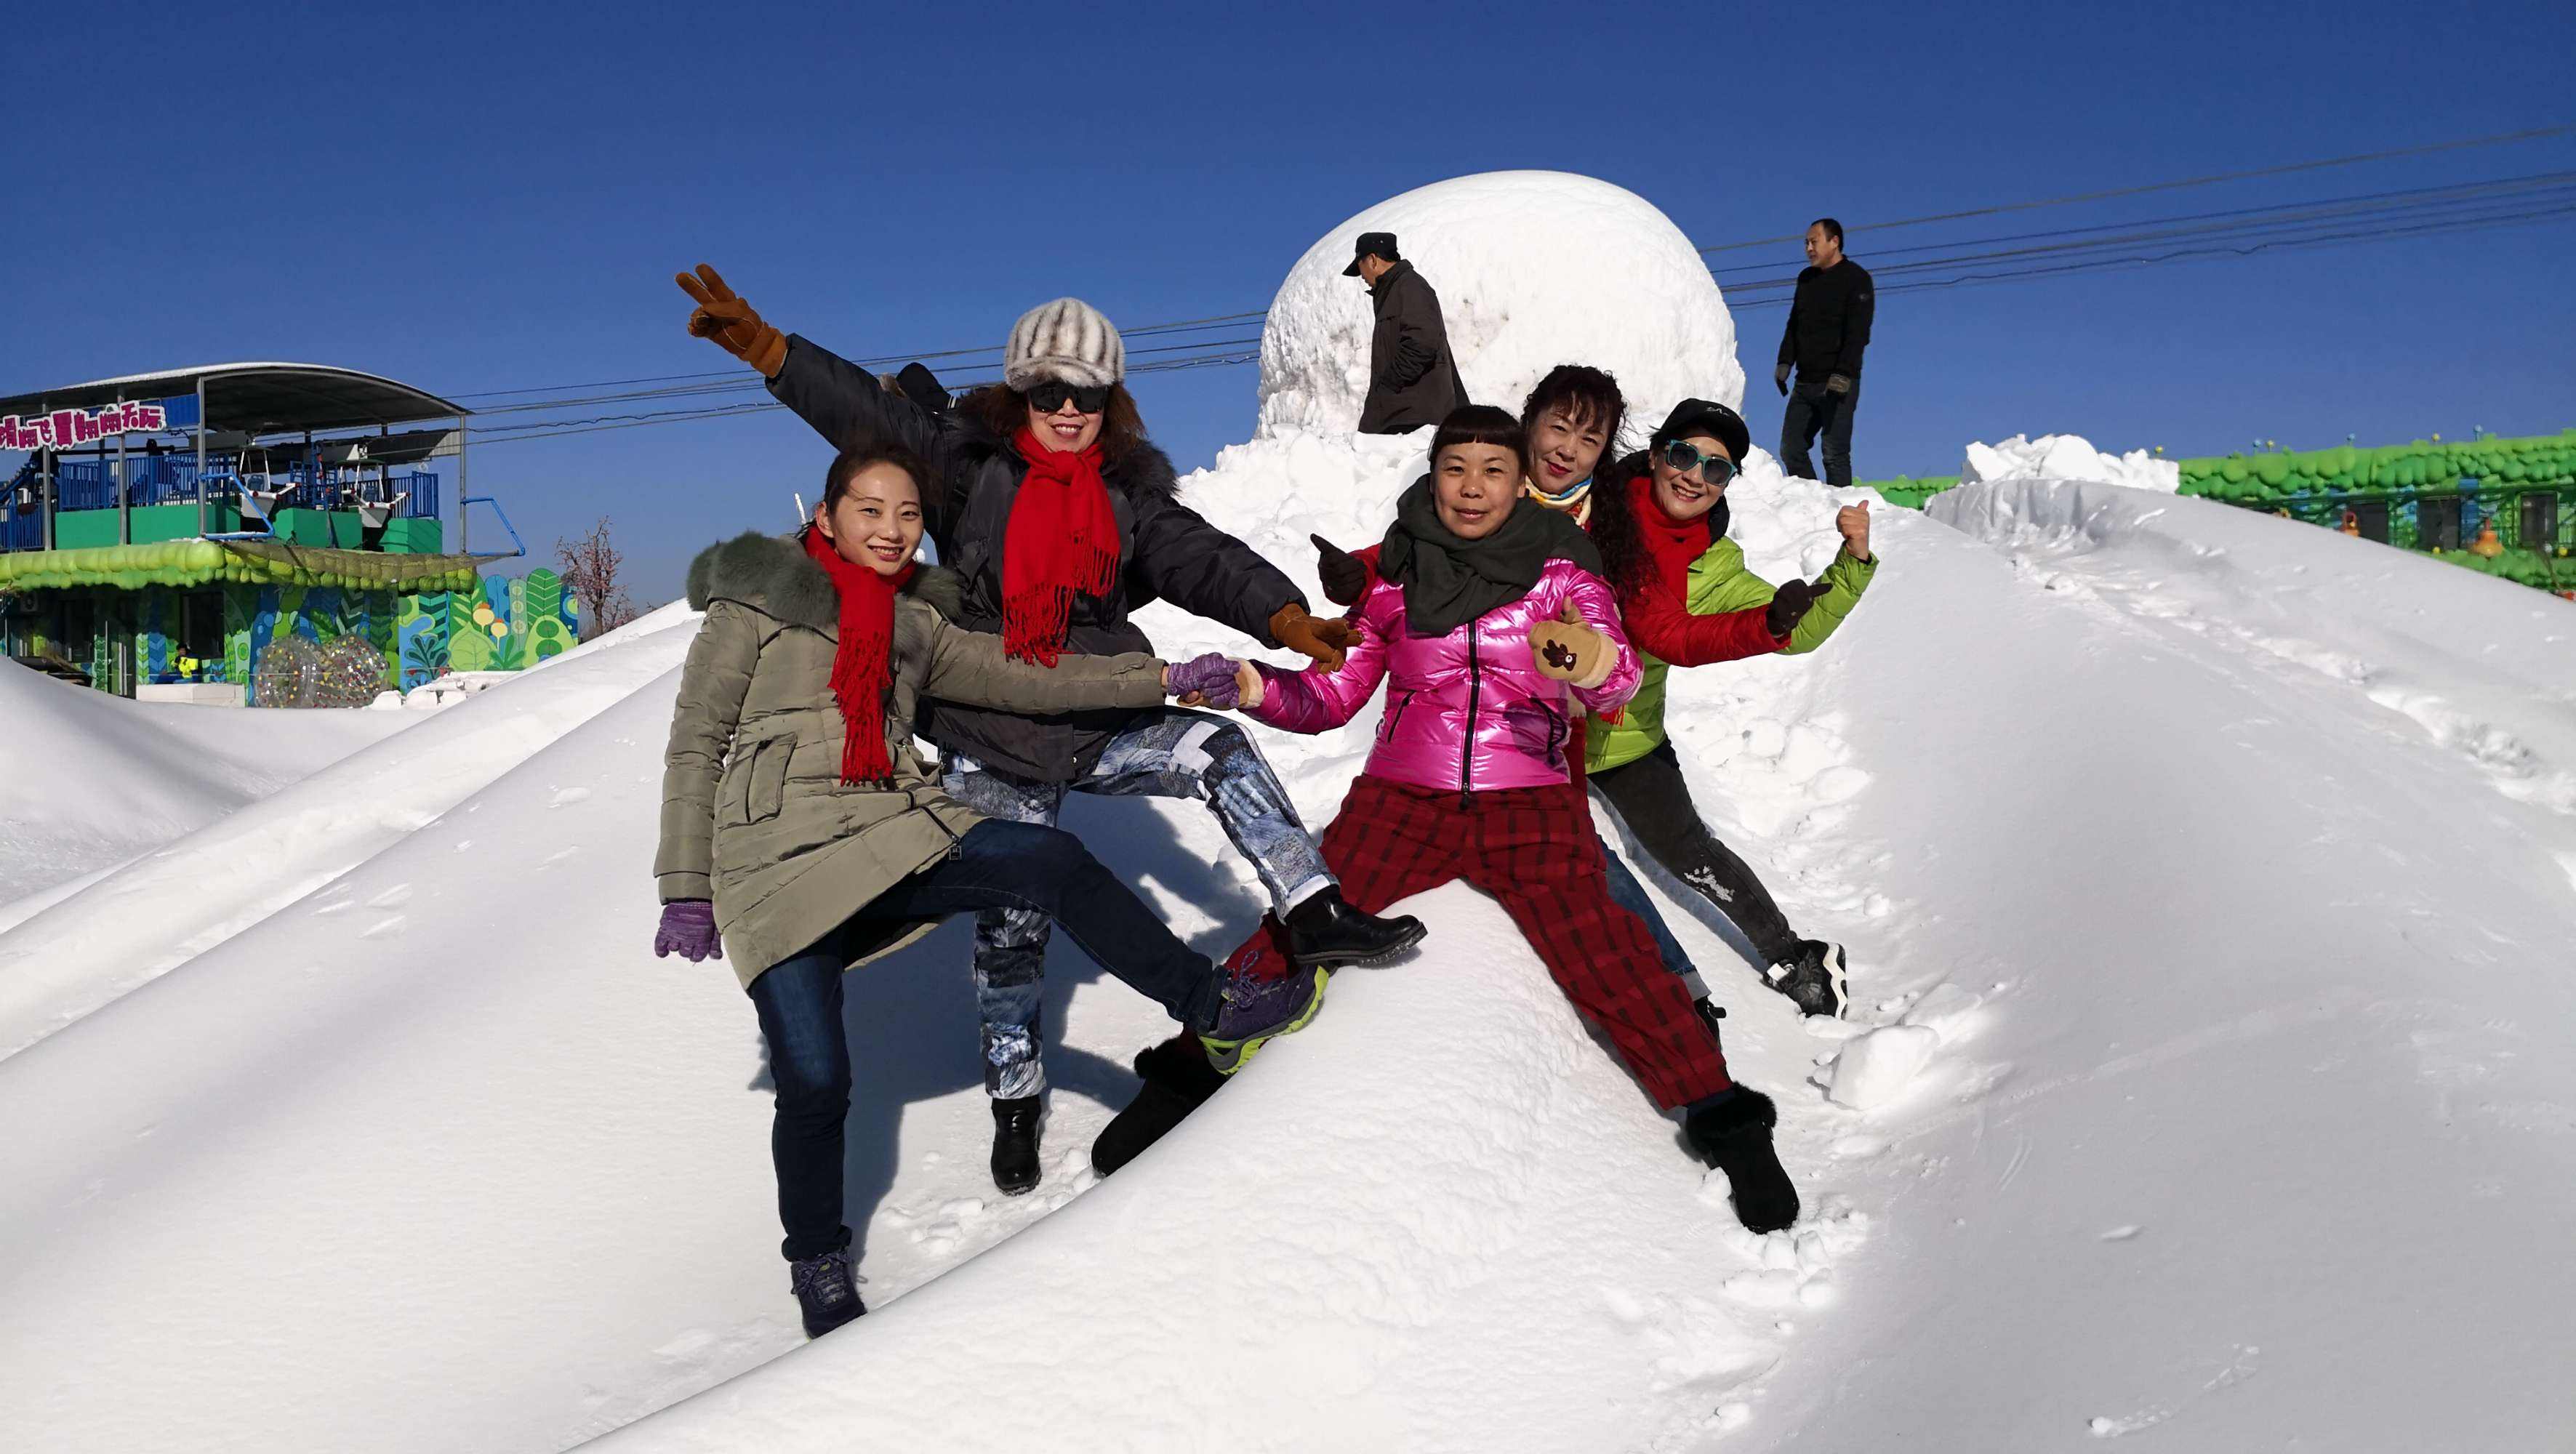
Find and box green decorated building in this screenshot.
[1,363,574,704]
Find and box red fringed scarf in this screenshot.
[801,528,914,784]
[1626,472,1712,601]
[1003,427,1122,664]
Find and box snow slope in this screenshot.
[0,662,412,898]
[0,603,704,1061]
[7,173,2575,1453]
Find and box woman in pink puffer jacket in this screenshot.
[1210,404,1799,1235]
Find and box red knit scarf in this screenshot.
[1626,472,1712,602]
[802,528,913,784]
[1003,428,1122,664]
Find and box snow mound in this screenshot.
[0,603,705,1061]
[1960,433,2180,493]
[0,661,412,899]
[1256,170,1743,439]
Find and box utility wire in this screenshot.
[1696,122,2576,253]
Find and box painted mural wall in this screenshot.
[394,569,580,688]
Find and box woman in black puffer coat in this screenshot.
[677,268,1423,1196]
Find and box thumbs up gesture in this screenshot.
[1836,498,1872,561]
[1528,598,1616,688]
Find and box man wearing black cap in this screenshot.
[1348,231,1467,434]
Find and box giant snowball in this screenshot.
[1256,172,1744,441]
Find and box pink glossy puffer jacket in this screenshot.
[1248,556,1642,792]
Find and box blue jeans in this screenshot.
[1602,840,1698,988]
[944,707,1331,1098]
[745,817,1222,1261]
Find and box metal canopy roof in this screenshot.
[0,363,470,435]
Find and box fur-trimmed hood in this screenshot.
[684,531,964,634]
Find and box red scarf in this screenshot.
[1626,472,1712,602]
[1003,428,1123,664]
[802,528,914,784]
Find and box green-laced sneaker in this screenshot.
[1198,965,1328,1075]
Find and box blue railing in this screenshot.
[35,461,440,520]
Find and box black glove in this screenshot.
[1826,373,1853,395]
[1764,579,1821,638]
[1774,363,1791,396]
[1312,534,1369,608]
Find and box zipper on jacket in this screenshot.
[906,785,966,860]
[1458,619,1481,807]
[1382,688,1416,742]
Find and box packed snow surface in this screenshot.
[1959,431,2181,493]
[0,662,412,899]
[7,174,2576,1451]
[1257,170,1744,438]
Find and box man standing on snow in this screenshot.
[1349,231,1467,434]
[1773,218,1874,488]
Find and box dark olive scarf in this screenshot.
[1379,475,1604,638]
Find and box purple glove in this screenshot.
[1165,652,1245,710]
[654,900,722,962]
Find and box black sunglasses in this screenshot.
[1027,380,1112,415]
[1662,439,1738,486]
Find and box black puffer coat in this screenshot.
[767,335,1306,782]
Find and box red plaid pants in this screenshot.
[1229,773,1733,1109]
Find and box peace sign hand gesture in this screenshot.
[673,264,788,379]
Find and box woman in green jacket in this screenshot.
[651,446,1311,1339]
[1584,398,1877,1016]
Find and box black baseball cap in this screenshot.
[1343,231,1400,276]
[1653,398,1751,465]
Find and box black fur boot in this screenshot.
[1682,1087,1800,1233]
[1090,1035,1227,1176]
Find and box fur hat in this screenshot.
[1004,297,1125,390]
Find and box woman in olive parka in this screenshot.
[650,445,1312,1341]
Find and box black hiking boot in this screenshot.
[1763,940,1850,1019]
[1091,1035,1227,1176]
[788,1245,865,1338]
[990,1094,1042,1196]
[1280,887,1426,971]
[1682,1087,1800,1234]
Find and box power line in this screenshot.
[1695,121,2576,253]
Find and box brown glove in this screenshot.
[1270,603,1360,670]
[674,263,788,379]
[1528,600,1616,688]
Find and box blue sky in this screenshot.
[9,0,2573,598]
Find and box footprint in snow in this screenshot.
[359,916,407,940]
[549,787,592,808]
[366,883,413,909]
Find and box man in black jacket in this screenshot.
[1349,232,1467,433]
[1773,218,1874,487]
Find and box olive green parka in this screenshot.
[654,532,1167,987]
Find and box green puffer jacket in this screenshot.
[1586,525,1876,774]
[656,533,1168,987]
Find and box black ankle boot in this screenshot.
[1280,887,1427,970]
[990,1094,1042,1196]
[1091,1035,1227,1176]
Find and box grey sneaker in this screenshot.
[1764,941,1849,1019]
[789,1245,864,1338]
